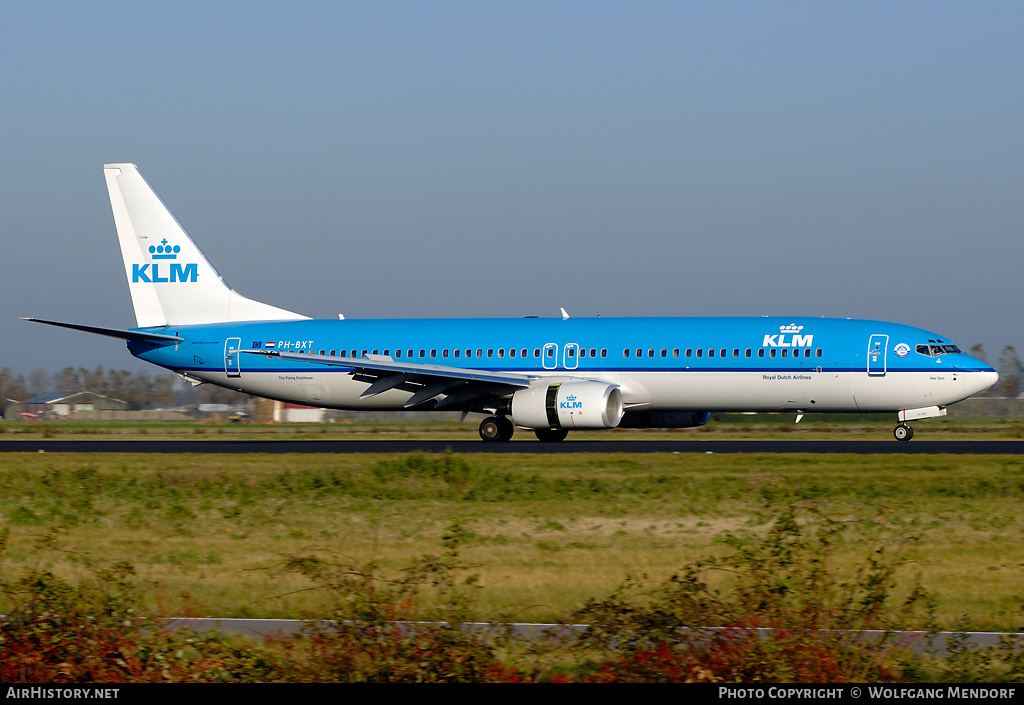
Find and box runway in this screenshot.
[1,439,1022,454]
[157,618,1020,656]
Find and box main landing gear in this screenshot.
[534,428,568,443]
[893,423,915,442]
[478,417,570,442]
[479,416,515,442]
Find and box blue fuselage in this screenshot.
[129,316,996,415]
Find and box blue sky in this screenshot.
[2,2,1021,375]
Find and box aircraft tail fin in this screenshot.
[103,163,308,327]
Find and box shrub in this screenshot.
[571,505,928,682]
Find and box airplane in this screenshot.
[25,163,998,442]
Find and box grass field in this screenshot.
[2,421,1023,633]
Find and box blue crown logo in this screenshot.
[565,394,577,401]
[149,239,181,260]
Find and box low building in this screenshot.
[273,402,326,423]
[20,391,128,418]
[1,398,20,420]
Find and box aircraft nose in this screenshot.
[969,369,999,397]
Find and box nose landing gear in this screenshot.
[893,423,914,442]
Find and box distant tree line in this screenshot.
[968,344,1022,399]
[0,366,249,410]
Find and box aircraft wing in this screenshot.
[242,349,537,410]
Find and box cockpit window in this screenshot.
[916,343,962,357]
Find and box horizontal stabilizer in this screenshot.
[21,317,183,343]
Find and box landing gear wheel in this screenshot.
[479,417,501,442]
[479,416,515,442]
[535,428,569,443]
[496,416,515,442]
[893,424,914,442]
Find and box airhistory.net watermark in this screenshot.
[5,688,119,700]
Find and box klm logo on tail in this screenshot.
[132,239,198,283]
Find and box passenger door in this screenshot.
[867,334,888,377]
[225,337,242,378]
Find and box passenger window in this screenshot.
[745,349,751,358]
[708,348,715,358]
[477,349,483,358]
[419,349,426,358]
[329,350,336,357]
[733,349,739,358]
[487,349,493,358]
[816,349,822,358]
[509,348,516,357]
[636,349,643,357]
[686,349,692,357]
[781,349,788,358]
[648,348,654,358]
[546,348,553,358]
[770,349,777,358]
[697,349,703,358]
[661,349,667,358]
[567,348,574,357]
[430,349,436,358]
[442,349,448,358]
[534,349,541,358]
[601,349,607,358]
[673,349,679,357]
[758,349,765,358]
[624,349,630,358]
[454,349,460,358]
[522,349,528,358]
[591,348,597,358]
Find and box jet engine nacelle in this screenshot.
[510,381,624,430]
[619,410,712,428]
